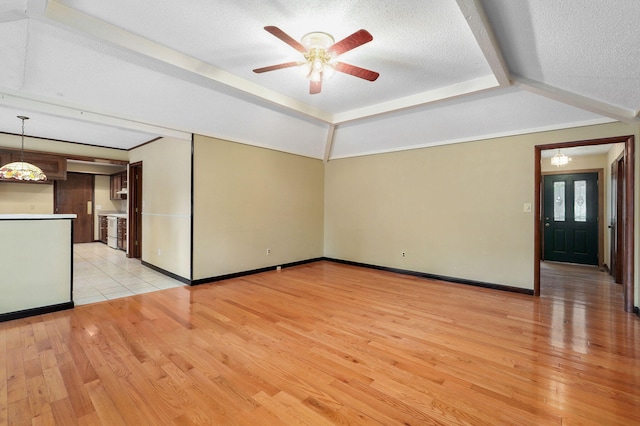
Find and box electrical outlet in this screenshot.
[157,248,162,256]
[267,248,271,255]
[402,252,406,258]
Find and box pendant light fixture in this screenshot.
[550,149,571,167]
[0,116,47,181]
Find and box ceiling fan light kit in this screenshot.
[300,32,337,83]
[254,26,379,94]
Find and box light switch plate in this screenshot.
[523,203,532,213]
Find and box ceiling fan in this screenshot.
[253,26,379,94]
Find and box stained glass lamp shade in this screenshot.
[0,116,47,181]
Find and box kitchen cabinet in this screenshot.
[110,171,127,199]
[0,149,67,181]
[117,217,127,250]
[99,215,108,244]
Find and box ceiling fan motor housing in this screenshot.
[301,32,336,81]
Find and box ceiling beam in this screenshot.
[513,75,640,125]
[0,10,27,23]
[0,90,191,140]
[455,0,510,87]
[0,0,35,23]
[25,0,47,18]
[323,124,336,163]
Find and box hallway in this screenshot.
[541,260,623,306]
[73,242,185,305]
[539,260,637,356]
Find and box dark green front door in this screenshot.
[543,173,598,265]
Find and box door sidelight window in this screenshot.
[574,180,587,222]
[554,181,566,221]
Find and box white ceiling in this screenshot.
[0,0,638,160]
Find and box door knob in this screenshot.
[544,223,550,227]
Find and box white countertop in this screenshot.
[98,211,127,218]
[0,214,77,220]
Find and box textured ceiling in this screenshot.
[0,0,637,160]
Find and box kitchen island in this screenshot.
[0,214,76,321]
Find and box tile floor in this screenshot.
[73,242,185,305]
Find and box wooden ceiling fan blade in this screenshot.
[334,62,379,81]
[264,26,306,53]
[253,61,300,73]
[328,29,373,56]
[310,80,322,94]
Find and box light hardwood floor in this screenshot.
[1,260,638,425]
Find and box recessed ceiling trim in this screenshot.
[332,75,499,124]
[514,75,640,125]
[455,0,510,86]
[330,116,615,161]
[0,90,191,140]
[38,0,334,124]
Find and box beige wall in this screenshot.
[0,182,53,214]
[192,135,324,280]
[325,121,640,295]
[129,137,192,280]
[326,134,535,288]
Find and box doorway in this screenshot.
[54,172,94,243]
[534,135,635,313]
[610,153,625,284]
[128,162,143,259]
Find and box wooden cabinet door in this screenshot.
[0,149,67,180]
[110,173,121,199]
[110,171,127,199]
[55,173,94,243]
[117,218,126,250]
[99,216,108,243]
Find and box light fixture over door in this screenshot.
[550,149,572,167]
